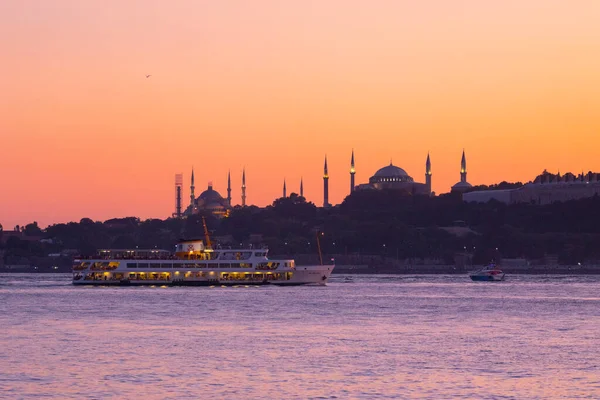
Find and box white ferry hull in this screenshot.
[72,264,334,287]
[271,265,334,286]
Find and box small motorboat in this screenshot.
[469,263,505,281]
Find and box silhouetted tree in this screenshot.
[23,222,43,236]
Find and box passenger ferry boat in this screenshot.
[72,239,334,286]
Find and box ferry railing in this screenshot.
[75,254,181,261]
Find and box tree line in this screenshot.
[2,190,600,266]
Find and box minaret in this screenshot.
[283,178,287,198]
[190,167,195,207]
[241,168,246,207]
[425,152,432,194]
[460,150,467,183]
[323,155,330,207]
[227,170,232,206]
[300,177,304,198]
[350,149,355,195]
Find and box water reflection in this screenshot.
[1,274,599,399]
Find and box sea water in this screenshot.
[1,274,599,399]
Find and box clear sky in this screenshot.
[1,1,599,228]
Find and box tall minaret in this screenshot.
[300,177,304,198]
[283,178,287,198]
[460,149,467,183]
[350,149,355,195]
[227,170,232,206]
[425,152,432,194]
[241,168,246,207]
[190,167,195,207]
[323,155,330,207]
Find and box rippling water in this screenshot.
[1,273,600,399]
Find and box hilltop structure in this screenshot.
[183,168,234,218]
[241,168,246,207]
[350,149,356,194]
[174,149,469,217]
[353,152,433,196]
[323,156,331,207]
[451,150,472,193]
[463,170,600,205]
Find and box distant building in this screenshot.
[0,230,42,244]
[184,182,231,218]
[183,168,232,218]
[353,152,433,196]
[3,264,30,271]
[323,156,330,207]
[463,170,600,205]
[451,150,472,193]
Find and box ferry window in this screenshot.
[198,263,208,268]
[161,263,173,269]
[230,263,241,269]
[73,262,90,271]
[219,263,231,269]
[138,263,149,268]
[126,263,137,268]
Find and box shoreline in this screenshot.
[2,266,600,275]
[332,265,600,275]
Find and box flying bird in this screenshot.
[146,74,151,78]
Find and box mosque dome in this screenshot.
[197,185,225,203]
[369,163,414,185]
[452,181,472,189]
[185,183,231,218]
[451,181,473,193]
[373,164,409,178]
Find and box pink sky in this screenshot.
[1,1,600,228]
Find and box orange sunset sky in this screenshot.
[1,1,600,228]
